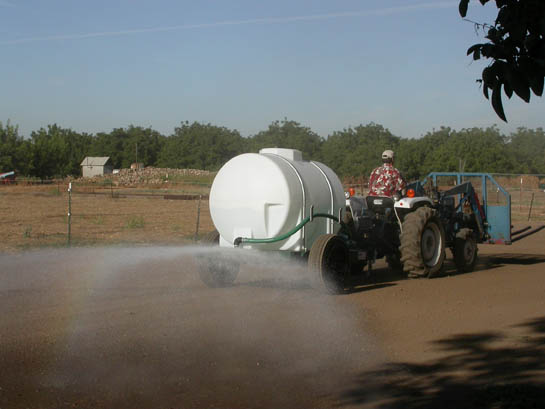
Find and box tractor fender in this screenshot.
[394,196,433,210]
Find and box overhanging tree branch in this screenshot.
[460,0,545,121]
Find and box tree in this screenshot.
[30,125,94,178]
[92,126,165,169]
[247,119,323,160]
[90,126,165,169]
[158,122,245,170]
[0,121,22,172]
[92,129,126,169]
[321,123,400,177]
[506,127,545,173]
[459,0,545,121]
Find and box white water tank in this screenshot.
[209,148,345,252]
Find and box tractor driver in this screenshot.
[368,150,406,197]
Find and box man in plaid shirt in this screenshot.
[368,150,406,197]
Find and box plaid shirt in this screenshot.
[368,163,406,197]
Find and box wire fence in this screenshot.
[2,173,544,252]
[0,181,214,252]
[343,173,545,222]
[489,174,545,221]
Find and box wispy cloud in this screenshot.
[1,1,456,45]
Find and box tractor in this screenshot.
[198,149,542,294]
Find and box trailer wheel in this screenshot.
[400,207,446,278]
[308,234,350,294]
[197,230,239,287]
[453,228,478,273]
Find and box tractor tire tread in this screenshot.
[400,206,445,278]
[453,228,478,273]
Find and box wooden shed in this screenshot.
[80,157,113,178]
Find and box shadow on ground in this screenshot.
[241,275,397,294]
[239,251,545,292]
[338,316,545,409]
[485,253,545,265]
[439,252,545,277]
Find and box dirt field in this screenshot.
[1,222,544,408]
[1,182,543,252]
[0,184,214,252]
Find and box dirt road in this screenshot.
[1,225,544,408]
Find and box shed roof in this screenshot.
[80,157,111,166]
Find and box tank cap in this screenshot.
[259,148,303,162]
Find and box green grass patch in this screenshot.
[163,173,216,185]
[91,215,104,225]
[125,216,145,229]
[23,225,32,238]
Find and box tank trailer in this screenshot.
[198,148,543,293]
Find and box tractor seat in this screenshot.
[366,196,395,214]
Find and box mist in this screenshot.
[0,246,384,408]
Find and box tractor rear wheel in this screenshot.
[453,228,478,273]
[400,207,446,278]
[308,234,350,294]
[197,230,239,287]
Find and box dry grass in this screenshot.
[0,184,214,252]
[1,180,543,253]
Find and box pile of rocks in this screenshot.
[79,167,214,187]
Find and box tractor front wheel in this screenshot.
[400,207,446,278]
[197,230,239,287]
[453,228,478,273]
[308,234,350,294]
[386,253,403,273]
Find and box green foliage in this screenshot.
[506,127,545,174]
[321,123,400,177]
[30,124,94,178]
[163,172,215,185]
[2,118,545,182]
[0,121,32,175]
[460,0,545,121]
[92,216,104,225]
[92,126,165,169]
[415,126,514,177]
[158,121,245,170]
[247,119,323,160]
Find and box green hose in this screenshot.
[233,213,343,247]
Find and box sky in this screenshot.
[1,0,543,140]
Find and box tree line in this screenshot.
[1,119,544,181]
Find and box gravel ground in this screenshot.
[1,224,544,408]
